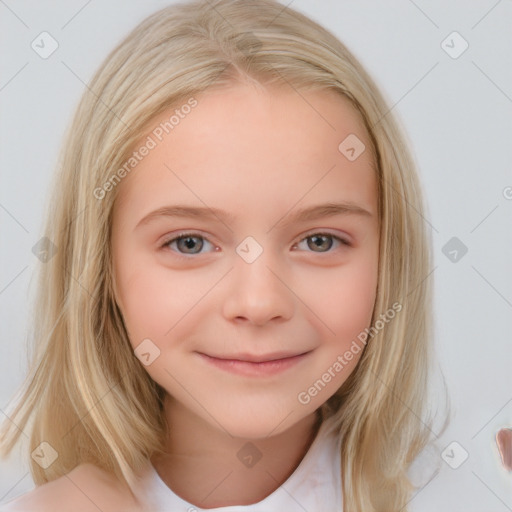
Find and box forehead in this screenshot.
[114,82,377,224]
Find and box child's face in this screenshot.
[112,82,379,438]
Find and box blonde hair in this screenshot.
[0,1,450,510]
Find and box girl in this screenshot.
[0,0,450,510]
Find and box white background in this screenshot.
[1,1,511,510]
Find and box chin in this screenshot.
[224,421,284,440]
[209,404,306,440]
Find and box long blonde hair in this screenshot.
[0,1,450,510]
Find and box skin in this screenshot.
[0,464,140,511]
[112,81,380,507]
[0,82,379,511]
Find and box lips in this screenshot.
[196,350,313,377]
[202,351,311,363]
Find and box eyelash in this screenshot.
[160,230,351,258]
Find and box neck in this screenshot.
[150,396,322,508]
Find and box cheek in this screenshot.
[114,255,215,347]
[294,257,378,405]
[308,254,378,349]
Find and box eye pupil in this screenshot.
[308,234,333,252]
[178,236,203,253]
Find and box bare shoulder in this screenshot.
[0,464,141,512]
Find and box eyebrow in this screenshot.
[136,202,373,229]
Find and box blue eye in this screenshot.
[161,231,350,257]
[294,232,350,253]
[162,232,213,255]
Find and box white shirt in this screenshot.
[132,415,343,511]
[130,414,454,512]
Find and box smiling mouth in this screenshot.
[196,350,313,377]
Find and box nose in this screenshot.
[222,248,294,326]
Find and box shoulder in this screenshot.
[0,464,141,512]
